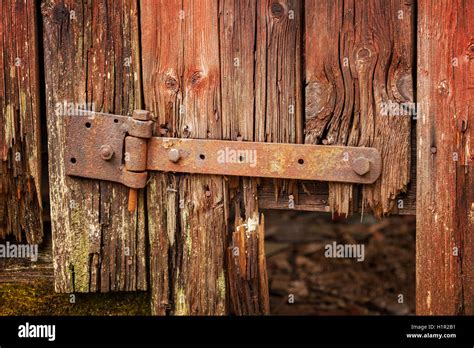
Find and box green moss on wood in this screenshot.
[0,279,150,316]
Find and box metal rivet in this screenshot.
[168,148,181,163]
[351,157,370,176]
[100,145,114,161]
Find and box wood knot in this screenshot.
[467,42,474,58]
[395,72,413,102]
[354,45,376,71]
[190,71,203,86]
[357,47,372,60]
[457,119,468,133]
[52,3,70,24]
[270,2,285,18]
[182,125,190,137]
[165,76,179,92]
[159,124,170,135]
[437,80,449,97]
[203,185,211,197]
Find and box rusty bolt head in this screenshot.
[100,145,114,161]
[351,157,370,176]
[168,148,181,163]
[132,109,152,121]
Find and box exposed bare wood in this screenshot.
[219,0,269,314]
[227,214,269,315]
[142,0,227,315]
[256,0,303,201]
[0,0,42,244]
[416,0,474,315]
[42,0,146,293]
[305,0,413,217]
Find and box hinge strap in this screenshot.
[65,110,382,189]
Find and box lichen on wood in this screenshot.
[42,0,146,293]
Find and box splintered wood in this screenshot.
[36,0,418,316]
[42,0,146,292]
[305,0,413,216]
[0,0,42,244]
[227,214,270,315]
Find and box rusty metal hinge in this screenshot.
[65,110,382,189]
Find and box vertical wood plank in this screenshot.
[256,0,303,201]
[140,0,182,315]
[42,0,146,293]
[219,0,269,315]
[142,0,227,315]
[0,0,42,244]
[304,0,413,217]
[417,0,474,315]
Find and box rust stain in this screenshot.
[128,189,138,213]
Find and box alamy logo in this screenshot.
[55,100,95,116]
[0,242,38,261]
[18,322,56,341]
[380,100,418,117]
[324,241,365,262]
[217,147,257,167]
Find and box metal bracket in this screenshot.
[65,110,382,188]
[65,110,153,189]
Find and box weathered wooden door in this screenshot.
[40,0,413,315]
[31,0,472,316]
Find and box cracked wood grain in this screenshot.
[42,0,146,293]
[220,0,269,315]
[142,0,227,315]
[305,0,413,217]
[0,0,42,244]
[417,0,474,315]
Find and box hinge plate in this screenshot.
[65,111,150,189]
[65,111,382,188]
